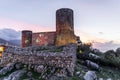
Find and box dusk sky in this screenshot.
[0,0,120,51]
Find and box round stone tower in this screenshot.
[55,8,76,46]
[22,30,32,47]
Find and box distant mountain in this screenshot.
[0,38,21,46]
[9,40,21,46]
[0,28,21,41]
[0,38,11,44]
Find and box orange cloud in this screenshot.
[75,29,108,43]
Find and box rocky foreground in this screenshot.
[0,44,120,80]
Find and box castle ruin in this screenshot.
[1,8,77,77]
[22,8,76,47]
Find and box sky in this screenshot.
[0,0,120,52]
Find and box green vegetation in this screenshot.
[32,46,63,52]
[76,42,120,80]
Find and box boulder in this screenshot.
[0,63,15,75]
[84,71,97,80]
[85,60,100,70]
[27,71,33,77]
[116,48,120,56]
[116,48,120,54]
[36,65,44,73]
[6,69,26,80]
[107,78,112,80]
[89,53,100,59]
[75,71,81,76]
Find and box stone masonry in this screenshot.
[22,8,77,47]
[1,44,76,76]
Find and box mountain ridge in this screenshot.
[0,38,21,46]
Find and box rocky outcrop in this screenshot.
[85,60,100,70]
[3,69,26,80]
[0,63,15,75]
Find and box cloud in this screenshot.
[93,41,120,52]
[75,29,120,52]
[99,32,104,34]
[75,29,107,43]
[0,28,21,41]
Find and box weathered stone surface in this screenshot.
[55,8,76,46]
[27,71,33,77]
[15,63,23,70]
[22,30,32,47]
[89,52,100,59]
[85,60,99,70]
[107,78,112,80]
[55,68,67,77]
[84,71,97,80]
[1,44,76,76]
[32,32,56,46]
[4,69,26,80]
[75,71,81,76]
[36,65,44,73]
[21,8,77,47]
[99,78,103,80]
[0,63,15,75]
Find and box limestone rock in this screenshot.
[89,52,100,59]
[75,71,81,76]
[84,71,97,80]
[27,71,33,77]
[107,78,112,80]
[0,63,15,75]
[85,60,99,70]
[6,69,26,80]
[36,65,44,73]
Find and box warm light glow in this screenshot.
[0,53,2,57]
[0,46,5,58]
[0,47,4,52]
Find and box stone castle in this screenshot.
[22,8,77,47]
[1,8,77,76]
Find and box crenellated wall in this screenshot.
[1,44,76,76]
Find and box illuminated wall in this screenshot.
[32,32,56,46]
[55,8,76,46]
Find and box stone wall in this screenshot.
[1,44,76,76]
[22,8,77,47]
[32,32,56,46]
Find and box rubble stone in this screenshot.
[85,60,100,70]
[84,71,97,80]
[1,44,76,76]
[5,69,26,80]
[0,63,15,75]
